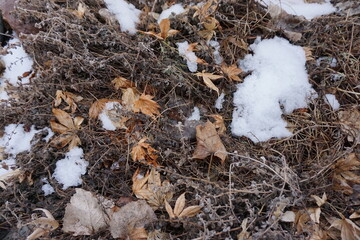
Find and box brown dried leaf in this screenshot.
[52,108,75,130]
[237,218,252,240]
[140,19,179,40]
[209,114,226,134]
[164,200,175,218]
[0,169,23,189]
[129,227,148,240]
[63,188,109,236]
[54,90,83,113]
[311,193,327,207]
[112,77,136,90]
[303,47,314,61]
[174,193,186,217]
[192,121,227,164]
[333,153,360,195]
[221,64,243,82]
[195,71,223,95]
[193,0,218,20]
[50,119,69,134]
[330,218,360,240]
[27,208,59,240]
[178,205,202,218]
[72,3,86,19]
[89,99,111,119]
[133,94,161,119]
[122,88,140,111]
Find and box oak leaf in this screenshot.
[221,64,243,82]
[192,121,227,164]
[27,208,59,240]
[54,90,83,113]
[164,193,202,219]
[133,94,161,119]
[132,168,173,209]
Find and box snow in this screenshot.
[158,3,186,23]
[316,57,337,67]
[53,147,89,190]
[324,94,340,110]
[177,41,199,72]
[0,38,34,100]
[215,93,225,110]
[258,0,336,20]
[0,124,53,174]
[187,107,201,121]
[41,178,55,196]
[103,0,141,34]
[99,101,123,130]
[209,40,223,65]
[232,37,316,142]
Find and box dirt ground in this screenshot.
[0,0,359,239]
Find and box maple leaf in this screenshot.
[133,94,161,119]
[112,77,136,90]
[50,108,83,150]
[221,64,243,82]
[121,88,140,111]
[164,193,202,219]
[338,108,360,144]
[332,153,360,195]
[27,208,59,240]
[54,90,83,113]
[132,168,173,209]
[192,121,227,164]
[195,71,223,95]
[140,18,179,40]
[193,0,218,20]
[131,138,159,166]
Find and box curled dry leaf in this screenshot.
[338,108,360,144]
[131,138,159,166]
[195,71,224,95]
[165,193,202,219]
[89,99,121,119]
[133,94,161,120]
[0,169,23,189]
[140,18,179,40]
[54,90,83,113]
[50,108,83,150]
[198,17,219,41]
[122,87,140,111]
[221,64,243,82]
[311,193,327,207]
[209,114,226,134]
[27,208,59,240]
[332,153,360,195]
[63,188,109,236]
[193,0,218,20]
[192,121,227,164]
[112,76,136,90]
[132,168,173,209]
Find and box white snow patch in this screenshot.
[177,41,199,72]
[0,38,34,100]
[41,178,55,196]
[53,147,88,190]
[158,4,186,23]
[43,128,54,142]
[103,0,141,34]
[258,0,336,20]
[316,57,337,67]
[215,93,225,110]
[232,37,316,142]
[187,107,201,121]
[324,94,340,110]
[99,101,123,131]
[209,40,223,65]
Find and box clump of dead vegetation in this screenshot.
[0,0,359,239]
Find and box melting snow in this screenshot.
[177,41,199,72]
[215,93,225,110]
[187,107,201,121]
[324,94,340,110]
[158,3,186,23]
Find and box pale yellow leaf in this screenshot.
[178,205,202,218]
[164,199,175,218]
[174,193,186,217]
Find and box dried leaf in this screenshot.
[338,109,360,144]
[303,47,314,61]
[178,205,202,218]
[209,114,226,134]
[27,208,59,240]
[195,71,223,95]
[109,200,156,238]
[133,94,161,119]
[131,138,158,165]
[112,77,136,90]
[174,193,186,217]
[54,90,83,113]
[198,17,218,41]
[164,200,175,218]
[0,169,23,189]
[311,193,327,207]
[221,64,243,82]
[121,88,139,111]
[333,153,360,195]
[89,99,120,119]
[52,108,75,130]
[193,0,218,20]
[140,19,179,40]
[72,3,86,19]
[237,218,252,240]
[330,218,360,240]
[192,121,227,164]
[63,188,109,236]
